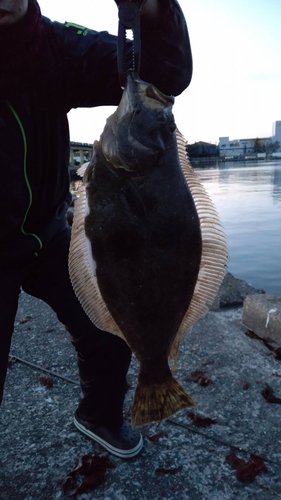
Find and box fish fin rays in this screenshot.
[169,129,228,364]
[68,184,127,343]
[131,370,195,427]
[76,162,90,178]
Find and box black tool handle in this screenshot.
[117,1,144,88]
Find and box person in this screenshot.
[0,0,193,458]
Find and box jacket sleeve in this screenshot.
[60,0,192,110]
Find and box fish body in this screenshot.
[69,72,228,426]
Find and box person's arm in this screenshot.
[60,0,192,110]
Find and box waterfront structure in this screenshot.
[69,141,93,174]
[219,120,281,158]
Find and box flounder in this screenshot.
[69,72,228,427]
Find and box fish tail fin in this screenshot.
[131,371,195,427]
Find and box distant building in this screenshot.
[219,120,281,158]
[187,141,219,158]
[219,136,272,158]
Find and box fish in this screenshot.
[69,72,228,427]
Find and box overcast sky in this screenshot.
[38,0,281,145]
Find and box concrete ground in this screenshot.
[1,283,281,499]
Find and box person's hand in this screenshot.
[66,207,74,227]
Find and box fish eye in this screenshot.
[158,112,166,125]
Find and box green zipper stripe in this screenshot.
[7,101,43,250]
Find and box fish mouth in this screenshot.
[129,136,162,154]
[126,71,174,108]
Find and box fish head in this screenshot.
[100,72,176,177]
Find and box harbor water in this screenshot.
[70,159,281,298]
[194,160,281,297]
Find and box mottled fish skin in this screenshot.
[85,140,202,367]
[82,73,201,424]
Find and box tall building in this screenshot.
[273,121,281,145]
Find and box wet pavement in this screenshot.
[1,283,281,499]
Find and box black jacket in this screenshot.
[0,0,192,263]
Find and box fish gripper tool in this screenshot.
[117,0,145,88]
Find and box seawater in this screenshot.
[194,160,281,297]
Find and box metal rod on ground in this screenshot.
[9,353,79,386]
[167,418,281,467]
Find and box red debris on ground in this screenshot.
[189,371,210,386]
[62,454,114,496]
[273,348,281,361]
[19,315,32,324]
[145,431,168,442]
[39,376,54,389]
[226,452,268,483]
[187,412,217,428]
[261,384,281,404]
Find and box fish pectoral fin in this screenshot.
[77,162,90,178]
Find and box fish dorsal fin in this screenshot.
[68,182,127,343]
[169,129,228,368]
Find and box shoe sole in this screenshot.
[73,416,143,459]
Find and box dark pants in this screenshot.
[0,225,131,428]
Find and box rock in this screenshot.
[242,294,281,346]
[211,272,265,309]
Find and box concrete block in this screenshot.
[242,294,281,345]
